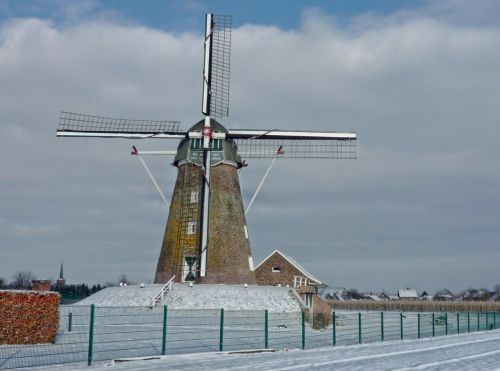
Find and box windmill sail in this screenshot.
[202,14,232,118]
[56,12,358,286]
[56,111,185,139]
[229,129,357,159]
[234,138,356,159]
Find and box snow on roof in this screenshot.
[321,287,347,300]
[76,283,301,312]
[364,294,382,301]
[255,249,323,284]
[398,289,418,298]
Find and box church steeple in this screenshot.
[56,260,65,287]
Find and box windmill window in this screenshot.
[187,221,197,235]
[272,266,280,273]
[190,191,199,203]
[191,138,202,150]
[210,139,222,150]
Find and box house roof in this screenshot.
[435,289,456,297]
[255,249,323,285]
[398,289,418,298]
[321,287,347,300]
[363,294,382,301]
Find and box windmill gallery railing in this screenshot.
[0,306,498,369]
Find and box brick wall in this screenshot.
[0,290,60,345]
[255,252,304,287]
[155,163,202,283]
[202,163,256,284]
[156,161,256,285]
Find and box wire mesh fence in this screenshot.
[0,306,498,369]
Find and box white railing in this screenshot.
[293,275,309,289]
[151,275,175,308]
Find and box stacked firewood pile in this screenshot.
[0,290,60,344]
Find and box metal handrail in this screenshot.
[151,275,175,308]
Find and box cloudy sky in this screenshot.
[1,0,499,292]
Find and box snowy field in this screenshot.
[26,330,500,370]
[77,284,301,312]
[1,286,498,369]
[1,304,497,369]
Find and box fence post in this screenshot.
[432,313,435,337]
[417,313,420,339]
[478,312,480,331]
[358,313,362,344]
[445,313,448,335]
[400,313,404,340]
[161,305,168,355]
[68,312,72,332]
[486,312,489,330]
[495,312,497,330]
[87,304,95,366]
[219,308,224,352]
[467,312,470,333]
[264,310,269,349]
[332,311,336,346]
[381,312,384,342]
[457,312,459,334]
[301,310,305,350]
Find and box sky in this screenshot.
[0,0,499,292]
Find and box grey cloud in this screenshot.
[0,7,499,291]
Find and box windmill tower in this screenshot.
[57,14,357,285]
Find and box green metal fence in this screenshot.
[0,307,498,369]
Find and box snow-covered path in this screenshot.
[30,330,500,370]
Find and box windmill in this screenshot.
[57,14,357,285]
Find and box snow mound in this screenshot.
[76,284,162,307]
[75,284,301,312]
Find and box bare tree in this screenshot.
[0,276,7,289]
[11,271,36,289]
[118,274,129,285]
[495,284,500,294]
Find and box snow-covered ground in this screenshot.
[27,330,500,370]
[76,283,301,312]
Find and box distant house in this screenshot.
[379,291,396,301]
[362,293,382,301]
[255,250,324,289]
[398,288,418,300]
[420,291,433,301]
[378,291,391,301]
[434,289,456,301]
[462,290,492,301]
[322,287,349,301]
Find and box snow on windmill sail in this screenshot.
[56,14,357,285]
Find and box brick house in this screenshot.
[254,249,323,288]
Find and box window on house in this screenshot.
[272,266,280,273]
[187,221,197,235]
[190,191,199,203]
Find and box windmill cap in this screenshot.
[174,119,243,168]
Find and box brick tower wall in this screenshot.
[155,162,256,285]
[155,164,202,283]
[201,163,256,284]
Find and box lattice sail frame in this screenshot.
[57,112,184,138]
[234,138,356,159]
[209,15,232,119]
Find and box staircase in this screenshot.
[151,275,175,308]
